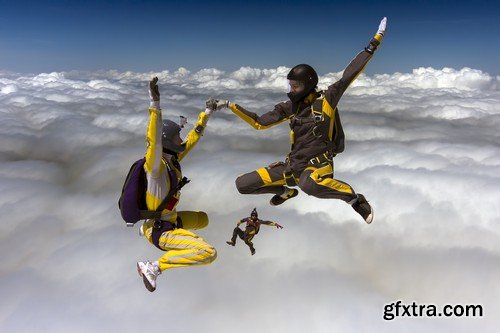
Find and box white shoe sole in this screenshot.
[136,262,156,292]
[365,207,374,224]
[136,262,144,277]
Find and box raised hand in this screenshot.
[149,77,160,109]
[377,17,387,37]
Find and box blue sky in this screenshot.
[1,0,499,75]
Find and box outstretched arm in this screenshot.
[178,110,211,161]
[228,102,292,130]
[325,17,387,110]
[144,77,164,178]
[260,220,283,229]
[208,98,293,130]
[177,99,220,161]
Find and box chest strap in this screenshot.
[150,176,190,250]
[308,152,335,166]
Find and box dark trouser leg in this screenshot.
[235,163,287,195]
[243,234,255,253]
[298,163,358,203]
[231,227,245,244]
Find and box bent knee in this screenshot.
[235,175,247,193]
[299,176,317,195]
[177,211,208,230]
[235,173,260,194]
[204,247,217,263]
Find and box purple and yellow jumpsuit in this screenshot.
[141,107,217,272]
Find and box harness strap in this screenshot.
[283,156,298,186]
[311,98,323,116]
[151,216,184,250]
[150,174,190,250]
[290,116,321,126]
[151,220,176,250]
[308,152,335,166]
[151,216,183,251]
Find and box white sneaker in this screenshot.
[139,223,145,237]
[137,261,161,292]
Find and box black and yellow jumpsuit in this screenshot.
[230,38,382,204]
[229,217,280,253]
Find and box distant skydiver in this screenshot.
[207,17,387,224]
[136,77,217,292]
[226,208,283,255]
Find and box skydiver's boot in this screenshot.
[250,247,256,255]
[137,261,161,292]
[350,194,374,224]
[270,187,299,206]
[227,231,237,246]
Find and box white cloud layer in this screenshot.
[0,66,499,332]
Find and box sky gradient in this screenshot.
[1,0,499,75]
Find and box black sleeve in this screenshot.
[325,49,374,109]
[230,101,293,129]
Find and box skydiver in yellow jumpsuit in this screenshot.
[136,78,217,292]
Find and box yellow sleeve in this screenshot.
[229,102,289,130]
[144,107,164,177]
[178,111,209,161]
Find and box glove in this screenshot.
[365,17,387,54]
[206,97,217,111]
[205,98,217,116]
[215,99,230,110]
[205,98,230,115]
[276,223,283,229]
[179,116,187,128]
[376,17,387,37]
[149,77,160,109]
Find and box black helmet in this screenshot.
[286,64,318,103]
[250,208,258,218]
[162,119,186,153]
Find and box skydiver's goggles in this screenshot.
[287,80,305,94]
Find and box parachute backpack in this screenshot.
[118,157,189,226]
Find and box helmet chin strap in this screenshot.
[162,143,185,155]
[287,91,303,103]
[288,89,316,104]
[162,148,177,156]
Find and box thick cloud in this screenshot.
[0,66,499,332]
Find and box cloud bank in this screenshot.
[0,66,499,332]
